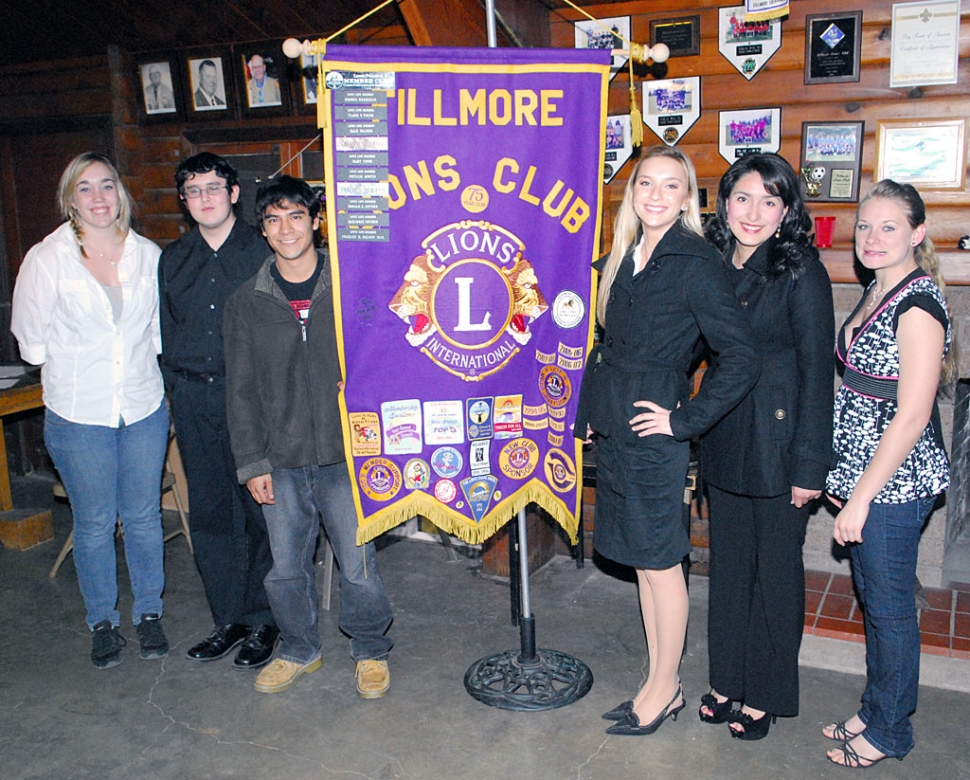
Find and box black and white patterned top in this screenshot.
[826,270,951,504]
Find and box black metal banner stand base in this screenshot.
[464,508,593,711]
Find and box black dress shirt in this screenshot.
[159,219,268,389]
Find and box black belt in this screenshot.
[842,365,897,401]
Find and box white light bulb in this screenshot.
[651,43,670,64]
[282,38,305,59]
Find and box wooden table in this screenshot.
[0,378,52,549]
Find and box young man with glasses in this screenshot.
[159,152,279,670]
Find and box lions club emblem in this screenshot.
[388,221,548,381]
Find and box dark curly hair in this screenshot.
[706,153,817,279]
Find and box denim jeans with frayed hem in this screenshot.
[44,404,169,629]
[851,496,935,758]
[262,463,393,665]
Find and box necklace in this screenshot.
[81,239,122,266]
[863,285,886,313]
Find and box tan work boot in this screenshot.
[254,656,321,693]
[355,659,390,699]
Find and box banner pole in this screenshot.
[462,0,593,709]
[484,0,498,48]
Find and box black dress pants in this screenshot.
[706,485,809,717]
[170,376,274,628]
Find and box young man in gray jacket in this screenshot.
[223,176,393,697]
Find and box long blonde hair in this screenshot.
[596,146,703,325]
[859,179,956,384]
[56,152,132,258]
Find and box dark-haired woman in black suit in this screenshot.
[699,153,835,739]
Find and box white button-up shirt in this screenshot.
[12,222,164,427]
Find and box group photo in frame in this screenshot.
[718,5,782,80]
[718,107,781,164]
[642,77,701,146]
[800,121,865,203]
[603,114,633,184]
[137,57,180,120]
[573,15,631,81]
[184,50,232,116]
[876,118,968,191]
[804,11,862,85]
[238,42,289,115]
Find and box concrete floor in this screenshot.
[1,475,968,780]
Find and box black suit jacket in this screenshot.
[701,241,836,496]
[194,88,225,108]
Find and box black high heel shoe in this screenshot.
[698,692,732,724]
[728,709,776,741]
[606,687,685,736]
[601,700,634,721]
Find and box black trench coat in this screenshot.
[700,241,835,496]
[575,223,759,569]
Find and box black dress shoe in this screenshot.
[728,709,776,741]
[606,688,686,736]
[602,700,634,721]
[185,623,250,662]
[233,624,280,670]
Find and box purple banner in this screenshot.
[320,45,610,544]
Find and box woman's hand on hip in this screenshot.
[630,400,673,437]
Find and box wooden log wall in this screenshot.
[550,0,970,286]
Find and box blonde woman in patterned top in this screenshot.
[823,180,954,768]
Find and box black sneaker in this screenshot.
[91,620,126,669]
[136,613,169,659]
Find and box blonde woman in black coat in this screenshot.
[575,147,758,736]
[699,153,834,739]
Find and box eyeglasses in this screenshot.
[182,184,227,199]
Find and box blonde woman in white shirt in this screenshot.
[12,153,169,669]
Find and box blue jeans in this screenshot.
[44,404,169,629]
[261,464,393,665]
[850,496,935,758]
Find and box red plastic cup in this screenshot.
[815,216,835,249]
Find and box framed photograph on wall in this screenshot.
[718,107,781,164]
[574,15,631,82]
[876,118,967,190]
[800,121,864,202]
[183,49,233,117]
[804,11,862,85]
[603,115,633,184]
[238,42,290,117]
[136,55,181,121]
[642,77,701,146]
[299,51,321,106]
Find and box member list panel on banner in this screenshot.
[319,45,610,545]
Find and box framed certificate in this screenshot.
[890,1,960,88]
[876,118,967,190]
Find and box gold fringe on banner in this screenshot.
[355,479,581,547]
